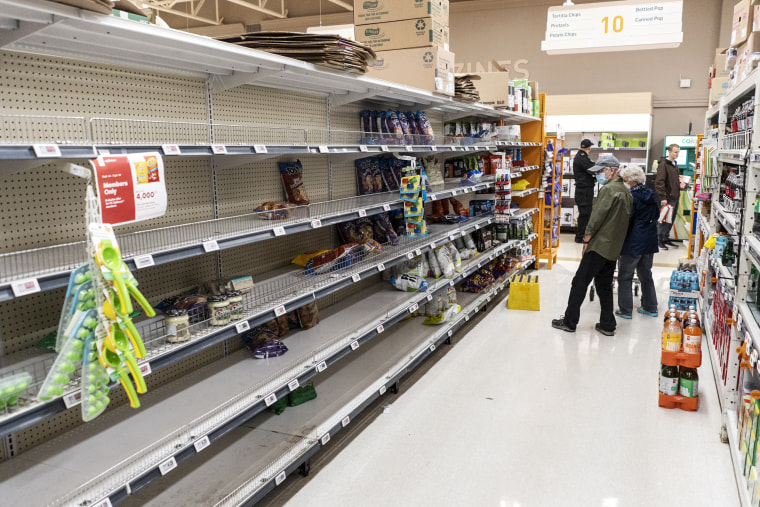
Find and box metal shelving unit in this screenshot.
[0,1,548,504]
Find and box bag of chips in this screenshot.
[355,217,375,241]
[390,273,429,292]
[446,243,462,273]
[243,327,288,359]
[435,246,455,279]
[423,303,461,325]
[297,301,320,329]
[355,157,379,195]
[427,249,442,278]
[372,213,399,246]
[337,221,364,244]
[279,160,310,205]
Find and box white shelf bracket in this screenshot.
[330,90,375,108]
[0,20,49,48]
[209,68,283,93]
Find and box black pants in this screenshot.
[658,199,678,242]
[563,250,617,332]
[574,187,594,242]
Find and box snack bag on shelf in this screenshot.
[279,160,310,205]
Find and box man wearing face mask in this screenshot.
[552,155,632,336]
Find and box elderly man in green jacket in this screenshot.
[552,155,633,336]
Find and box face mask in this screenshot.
[596,173,608,185]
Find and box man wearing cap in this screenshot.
[552,155,632,336]
[573,139,596,243]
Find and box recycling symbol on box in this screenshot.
[423,51,433,63]
[416,19,426,30]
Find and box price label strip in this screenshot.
[159,457,178,476]
[133,254,155,269]
[194,435,211,453]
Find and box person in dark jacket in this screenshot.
[573,139,596,243]
[616,166,659,319]
[654,143,681,249]
[552,155,632,336]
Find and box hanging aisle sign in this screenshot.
[91,152,168,226]
[541,0,683,55]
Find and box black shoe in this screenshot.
[595,323,615,336]
[574,238,584,244]
[664,240,678,247]
[658,242,669,250]
[552,317,575,333]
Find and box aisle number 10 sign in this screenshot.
[541,0,683,55]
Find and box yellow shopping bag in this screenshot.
[507,274,540,311]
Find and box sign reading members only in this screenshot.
[541,0,683,54]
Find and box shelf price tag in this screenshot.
[10,278,41,297]
[310,219,322,228]
[429,193,437,201]
[431,146,437,151]
[159,457,178,476]
[382,204,391,212]
[235,320,251,334]
[139,362,152,376]
[161,144,181,156]
[194,435,211,453]
[92,498,113,507]
[33,144,62,158]
[465,314,470,322]
[202,240,219,253]
[405,145,414,152]
[381,145,390,152]
[450,146,457,151]
[449,280,455,287]
[253,145,268,154]
[341,415,351,427]
[475,223,480,230]
[274,305,287,317]
[448,330,453,337]
[449,234,456,241]
[318,145,330,154]
[350,340,360,351]
[288,379,300,391]
[63,390,83,409]
[211,144,228,155]
[273,226,286,236]
[352,273,361,283]
[376,324,385,334]
[320,433,331,445]
[316,361,327,373]
[377,263,385,272]
[379,385,387,395]
[407,252,415,259]
[275,470,287,486]
[430,344,436,352]
[264,392,278,407]
[415,249,422,256]
[359,145,369,152]
[429,242,437,250]
[358,209,367,217]
[409,303,419,314]
[427,294,433,302]
[133,254,155,269]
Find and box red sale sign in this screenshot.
[92,152,167,225]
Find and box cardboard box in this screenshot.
[714,48,730,78]
[732,0,755,46]
[112,8,149,23]
[356,17,448,51]
[354,0,449,26]
[365,46,455,96]
[710,77,730,104]
[468,72,509,108]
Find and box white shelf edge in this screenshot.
[726,410,753,507]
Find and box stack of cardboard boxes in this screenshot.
[710,0,760,104]
[356,0,454,96]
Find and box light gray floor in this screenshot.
[285,238,739,507]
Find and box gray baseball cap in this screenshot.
[588,155,621,173]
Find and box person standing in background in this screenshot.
[552,155,632,336]
[655,144,681,250]
[616,166,659,320]
[573,139,596,244]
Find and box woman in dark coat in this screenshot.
[616,166,660,318]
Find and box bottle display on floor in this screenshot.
[660,364,680,395]
[658,303,701,411]
[662,314,682,352]
[679,368,699,398]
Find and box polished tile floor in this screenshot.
[285,237,739,507]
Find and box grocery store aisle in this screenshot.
[285,254,738,506]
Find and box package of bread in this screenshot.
[297,301,320,329]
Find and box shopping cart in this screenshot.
[589,268,639,301]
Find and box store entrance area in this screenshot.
[279,235,738,506]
